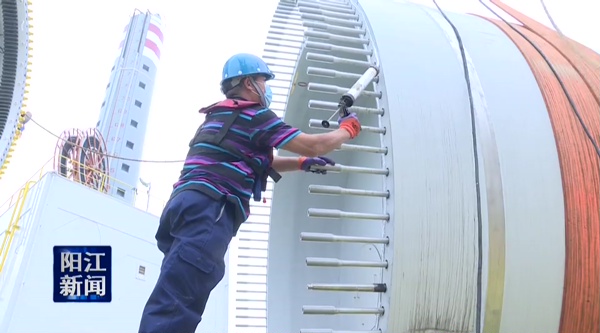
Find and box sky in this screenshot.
[0,0,598,215]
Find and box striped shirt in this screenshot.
[172,100,301,231]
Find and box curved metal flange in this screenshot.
[0,0,32,179]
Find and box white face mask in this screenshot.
[264,85,273,107]
[249,79,271,108]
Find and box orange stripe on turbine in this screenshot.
[477,16,600,333]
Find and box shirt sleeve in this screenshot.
[251,109,302,149]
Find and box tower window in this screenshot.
[101,101,106,107]
[126,141,134,149]
[121,163,130,172]
[96,121,100,127]
[130,119,138,128]
[116,188,126,197]
[139,81,146,89]
[142,64,149,71]
[134,100,142,107]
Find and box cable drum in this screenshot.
[53,128,110,193]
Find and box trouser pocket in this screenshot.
[162,243,226,307]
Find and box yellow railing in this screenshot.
[0,158,48,220]
[0,162,46,276]
[0,181,35,274]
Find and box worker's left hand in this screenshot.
[299,156,336,174]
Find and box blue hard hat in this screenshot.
[220,53,275,89]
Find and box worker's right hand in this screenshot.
[338,113,361,139]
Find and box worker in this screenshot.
[138,53,361,333]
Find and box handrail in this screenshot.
[0,180,34,274]
[0,157,48,218]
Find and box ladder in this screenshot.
[271,0,391,332]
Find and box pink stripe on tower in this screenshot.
[144,40,161,59]
[148,23,164,43]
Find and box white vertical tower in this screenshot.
[96,10,163,205]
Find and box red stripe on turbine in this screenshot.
[145,40,161,59]
[148,23,164,43]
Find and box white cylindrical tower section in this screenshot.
[264,0,599,333]
[96,11,163,205]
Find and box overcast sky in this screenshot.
[1,0,598,214]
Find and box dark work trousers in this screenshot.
[138,189,234,333]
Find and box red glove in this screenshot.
[339,113,361,139]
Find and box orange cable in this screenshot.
[476,16,600,333]
[490,0,600,106]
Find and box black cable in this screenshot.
[539,0,564,37]
[430,2,484,332]
[29,117,186,164]
[428,3,600,333]
[479,0,600,159]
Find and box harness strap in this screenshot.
[206,108,282,184]
[213,109,241,145]
[266,167,282,182]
